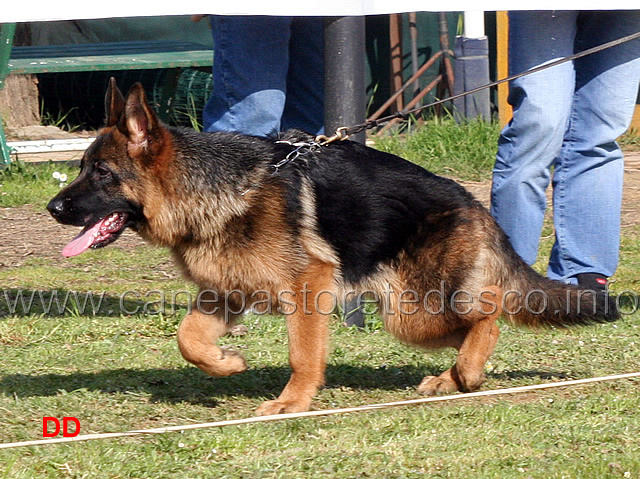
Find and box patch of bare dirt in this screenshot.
[460,152,640,230]
[0,206,145,269]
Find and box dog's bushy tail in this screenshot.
[495,239,619,329]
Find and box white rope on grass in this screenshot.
[1,371,638,450]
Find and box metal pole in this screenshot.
[323,17,366,326]
[437,12,455,100]
[408,13,420,99]
[323,16,366,144]
[389,14,404,113]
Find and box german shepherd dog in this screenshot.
[48,80,617,415]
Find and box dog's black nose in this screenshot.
[47,197,68,219]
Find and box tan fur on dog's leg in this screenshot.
[454,319,500,391]
[177,290,247,377]
[255,261,334,416]
[419,286,502,395]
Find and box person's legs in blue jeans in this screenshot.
[282,17,324,135]
[548,11,640,282]
[491,11,578,266]
[491,11,640,283]
[204,16,293,136]
[203,16,324,137]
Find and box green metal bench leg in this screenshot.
[0,118,11,165]
[1,23,17,165]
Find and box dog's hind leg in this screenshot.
[177,290,248,377]
[255,261,334,416]
[418,287,502,395]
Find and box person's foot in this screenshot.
[575,273,608,292]
[575,273,618,319]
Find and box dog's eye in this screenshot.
[95,165,112,178]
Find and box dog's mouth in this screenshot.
[62,212,128,258]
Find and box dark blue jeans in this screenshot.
[203,16,324,137]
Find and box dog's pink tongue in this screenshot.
[62,221,103,258]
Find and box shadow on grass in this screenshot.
[0,365,426,408]
[0,365,577,408]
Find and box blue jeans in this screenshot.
[491,11,640,282]
[203,16,324,137]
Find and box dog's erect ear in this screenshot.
[105,77,125,127]
[123,83,162,156]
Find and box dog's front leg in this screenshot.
[177,290,247,377]
[255,261,334,416]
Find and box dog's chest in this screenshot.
[172,240,305,294]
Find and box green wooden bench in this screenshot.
[0,22,214,165]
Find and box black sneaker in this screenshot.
[575,273,609,292]
[575,273,618,320]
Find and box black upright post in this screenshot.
[323,16,367,327]
[323,16,366,144]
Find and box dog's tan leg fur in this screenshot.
[255,261,334,416]
[177,290,247,377]
[418,286,502,395]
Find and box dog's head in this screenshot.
[47,79,170,257]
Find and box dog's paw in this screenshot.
[417,375,459,396]
[199,348,247,377]
[255,398,311,416]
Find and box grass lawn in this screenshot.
[1,120,639,478]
